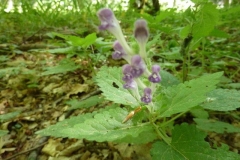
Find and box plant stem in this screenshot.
[152,122,171,145]
[180,34,192,82]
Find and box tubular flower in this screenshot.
[134,19,149,60]
[97,8,133,55]
[141,88,152,104]
[134,19,149,44]
[130,55,146,78]
[112,40,129,61]
[148,65,161,83]
[123,79,137,89]
[97,8,118,31]
[122,64,133,82]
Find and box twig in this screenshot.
[4,141,48,160]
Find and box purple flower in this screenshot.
[112,41,127,60]
[141,88,152,104]
[134,19,149,44]
[97,8,117,31]
[122,64,133,81]
[97,8,134,55]
[148,65,161,83]
[130,55,146,78]
[123,79,137,89]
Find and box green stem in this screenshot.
[160,111,187,128]
[180,34,193,82]
[152,122,171,145]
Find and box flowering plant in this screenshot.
[36,8,240,160]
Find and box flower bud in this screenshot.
[134,19,149,44]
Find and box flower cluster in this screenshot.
[97,8,161,106]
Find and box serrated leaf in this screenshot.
[41,59,80,76]
[201,89,240,111]
[194,118,240,133]
[0,130,8,137]
[96,66,140,107]
[66,95,105,110]
[150,123,240,160]
[36,105,157,143]
[160,72,223,117]
[192,3,219,38]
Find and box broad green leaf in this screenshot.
[0,130,8,137]
[41,59,80,76]
[192,3,219,38]
[151,142,184,160]
[82,33,97,48]
[159,72,223,117]
[160,70,180,87]
[194,118,240,133]
[96,66,140,107]
[201,89,240,111]
[0,111,21,122]
[150,123,240,160]
[36,105,157,143]
[66,95,105,110]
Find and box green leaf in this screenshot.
[36,105,157,143]
[209,28,229,38]
[160,70,180,87]
[192,3,219,38]
[0,130,8,137]
[156,9,174,22]
[96,66,140,107]
[0,67,20,78]
[0,111,21,122]
[190,107,209,119]
[82,33,97,48]
[41,59,80,76]
[201,89,240,111]
[66,95,105,110]
[46,47,73,54]
[180,25,191,39]
[194,118,240,133]
[159,72,223,117]
[150,123,240,160]
[50,32,96,48]
[51,32,84,47]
